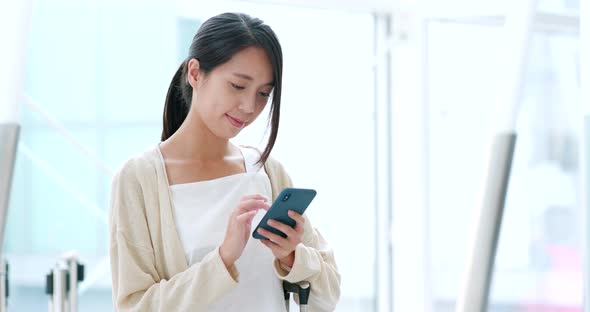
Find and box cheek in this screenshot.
[256,97,270,112]
[215,91,242,114]
[197,82,230,113]
[193,98,223,128]
[200,93,230,118]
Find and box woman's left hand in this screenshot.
[257,210,305,268]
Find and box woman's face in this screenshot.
[187,46,274,139]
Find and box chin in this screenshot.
[217,128,242,140]
[208,119,243,140]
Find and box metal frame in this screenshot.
[389,11,433,312]
[581,0,589,310]
[45,253,84,312]
[420,17,434,312]
[0,260,7,312]
[0,2,31,312]
[583,116,589,312]
[283,281,311,312]
[453,0,539,310]
[48,262,68,312]
[428,13,578,35]
[0,125,20,312]
[374,13,393,312]
[0,125,20,258]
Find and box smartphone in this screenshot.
[252,188,317,240]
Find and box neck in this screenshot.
[164,112,234,162]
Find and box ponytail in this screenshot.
[161,61,192,141]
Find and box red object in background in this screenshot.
[522,306,582,312]
[519,244,583,312]
[546,245,582,269]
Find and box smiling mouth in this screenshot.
[225,114,246,128]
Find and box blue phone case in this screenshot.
[252,188,317,240]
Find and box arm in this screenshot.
[272,215,341,312]
[263,155,342,311]
[111,238,237,311]
[109,163,238,311]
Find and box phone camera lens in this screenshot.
[282,193,291,201]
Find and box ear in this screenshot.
[186,58,202,89]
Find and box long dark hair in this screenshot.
[162,12,283,165]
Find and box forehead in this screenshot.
[214,46,274,84]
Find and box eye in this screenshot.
[230,82,245,90]
[259,92,271,98]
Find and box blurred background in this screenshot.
[0,0,586,311]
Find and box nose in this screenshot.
[238,94,256,114]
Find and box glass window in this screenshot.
[7,1,376,311]
[426,21,582,311]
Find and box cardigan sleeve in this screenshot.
[109,160,238,311]
[264,156,342,311]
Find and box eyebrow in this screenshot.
[232,73,274,86]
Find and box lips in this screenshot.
[225,114,245,128]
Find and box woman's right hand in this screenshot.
[219,194,270,269]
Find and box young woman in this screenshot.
[109,12,340,311]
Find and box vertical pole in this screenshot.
[374,13,394,312]
[580,0,589,309]
[454,0,539,311]
[52,263,68,312]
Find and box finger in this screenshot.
[287,211,306,233]
[267,219,298,238]
[261,239,284,253]
[294,219,305,234]
[260,239,276,250]
[242,194,268,201]
[240,194,269,203]
[238,199,270,213]
[236,210,258,223]
[288,210,305,225]
[257,228,290,246]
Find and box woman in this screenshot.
[109,12,341,311]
